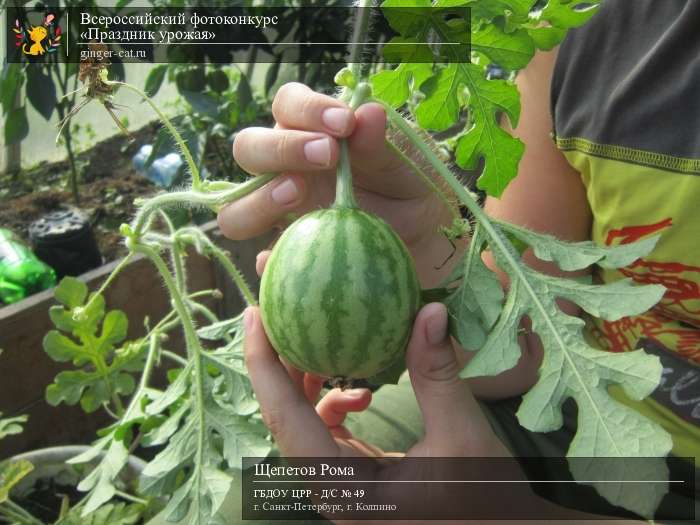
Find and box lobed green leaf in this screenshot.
[55,502,145,525]
[444,225,504,350]
[0,459,33,504]
[471,24,535,71]
[0,413,28,441]
[497,221,661,271]
[54,276,89,309]
[44,278,138,415]
[455,222,670,516]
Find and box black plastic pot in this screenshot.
[29,209,102,279]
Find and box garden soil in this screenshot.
[1,124,159,263]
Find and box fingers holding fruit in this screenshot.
[244,304,377,458]
[272,82,356,136]
[233,127,339,173]
[255,250,271,277]
[405,303,510,459]
[216,174,310,240]
[316,388,372,439]
[269,83,404,186]
[218,82,451,254]
[244,306,340,457]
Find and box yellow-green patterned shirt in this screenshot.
[552,0,700,465]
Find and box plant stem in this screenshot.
[190,301,219,326]
[333,140,357,209]
[132,242,207,498]
[135,292,210,353]
[162,349,188,366]
[131,173,276,236]
[114,490,149,506]
[333,81,372,210]
[348,0,374,80]
[0,505,32,524]
[379,100,481,217]
[123,335,160,415]
[0,504,27,524]
[383,138,460,223]
[155,210,188,292]
[209,247,257,306]
[102,403,120,420]
[172,241,188,296]
[63,128,81,205]
[80,254,134,316]
[2,499,43,525]
[111,393,126,418]
[140,227,257,308]
[107,81,202,189]
[177,227,258,307]
[380,100,543,309]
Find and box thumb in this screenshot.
[406,303,499,456]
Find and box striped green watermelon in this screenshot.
[259,207,421,379]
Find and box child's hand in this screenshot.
[243,302,509,460]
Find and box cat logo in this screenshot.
[13,13,62,58]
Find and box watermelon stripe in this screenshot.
[286,218,325,372]
[353,212,393,371]
[344,212,374,373]
[324,211,349,372]
[264,224,316,371]
[371,213,418,370]
[259,249,295,363]
[381,219,419,313]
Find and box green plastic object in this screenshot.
[0,228,56,305]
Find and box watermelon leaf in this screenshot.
[451,219,671,517]
[54,501,145,525]
[0,412,27,441]
[443,224,504,351]
[171,319,270,523]
[71,315,270,523]
[139,375,269,524]
[372,0,602,198]
[43,277,143,413]
[0,459,34,504]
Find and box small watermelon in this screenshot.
[259,207,420,380]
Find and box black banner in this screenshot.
[5,5,471,64]
[242,456,696,521]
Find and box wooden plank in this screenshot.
[0,221,267,457]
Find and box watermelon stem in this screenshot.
[383,137,461,224]
[130,240,208,498]
[333,82,371,210]
[333,140,358,209]
[377,99,546,310]
[347,0,373,81]
[106,81,202,191]
[130,173,277,237]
